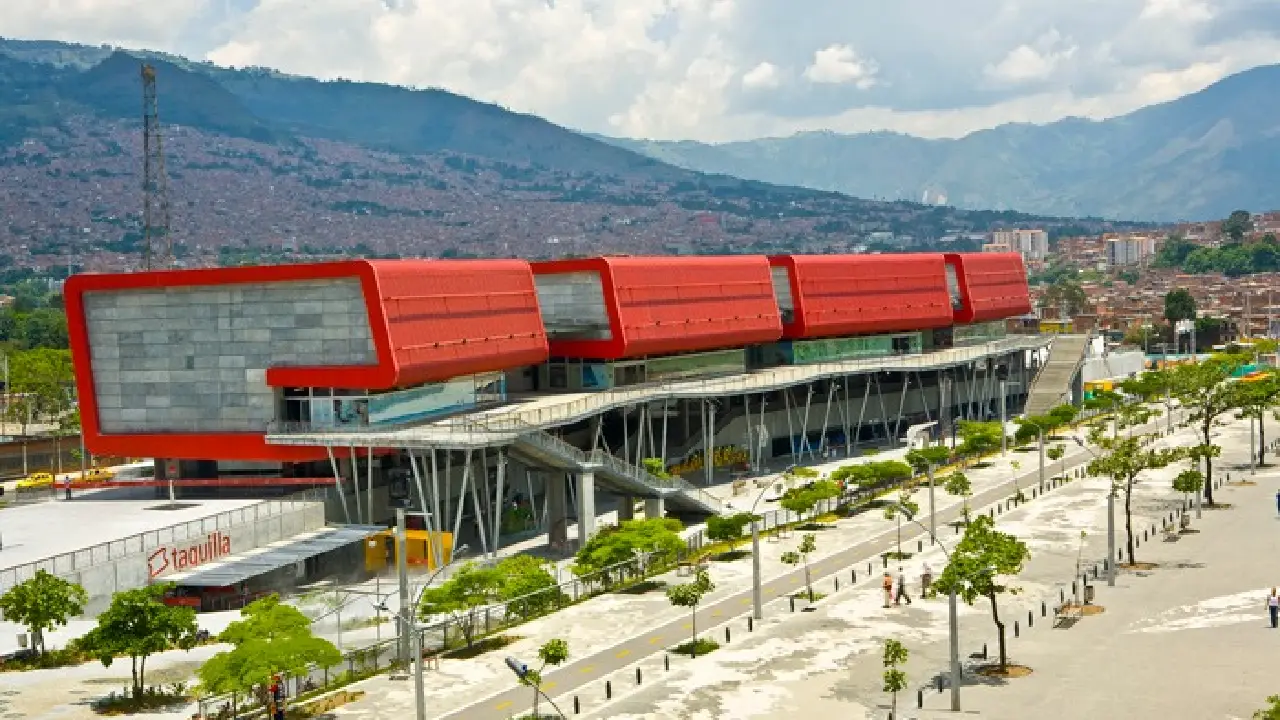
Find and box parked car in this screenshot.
[16,472,54,490]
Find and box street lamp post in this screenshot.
[999,379,1007,456]
[749,469,788,620]
[926,464,937,543]
[893,503,961,711]
[1037,428,1046,492]
[1072,436,1115,586]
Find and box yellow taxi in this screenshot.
[16,472,55,490]
[80,468,115,483]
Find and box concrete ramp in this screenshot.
[1025,334,1090,415]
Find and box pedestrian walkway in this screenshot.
[327,415,1165,719]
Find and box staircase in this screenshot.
[1024,334,1090,416]
[511,429,724,515]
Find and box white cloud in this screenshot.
[1140,0,1216,23]
[803,44,879,87]
[0,0,1277,143]
[742,61,781,89]
[985,30,1079,84]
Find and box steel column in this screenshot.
[324,445,351,524]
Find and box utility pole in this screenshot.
[141,63,173,270]
[396,507,411,668]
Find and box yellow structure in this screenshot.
[1039,320,1074,334]
[363,530,455,573]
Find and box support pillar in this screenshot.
[547,472,569,548]
[644,497,665,519]
[576,472,597,543]
[618,495,635,521]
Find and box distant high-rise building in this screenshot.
[1105,235,1157,268]
[987,229,1049,266]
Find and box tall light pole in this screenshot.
[999,379,1007,456]
[749,469,787,620]
[1072,436,1115,586]
[926,464,937,543]
[894,503,961,711]
[396,507,411,667]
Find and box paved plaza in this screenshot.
[2,407,1274,720]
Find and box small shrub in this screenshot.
[671,638,720,657]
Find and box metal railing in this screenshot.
[0,488,330,593]
[265,336,1048,444]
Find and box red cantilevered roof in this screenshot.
[532,255,782,359]
[66,259,547,461]
[769,254,955,339]
[945,252,1033,323]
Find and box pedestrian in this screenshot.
[895,566,913,606]
[882,572,893,608]
[1268,588,1279,629]
[921,563,933,598]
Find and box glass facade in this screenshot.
[279,372,506,429]
[953,321,1007,346]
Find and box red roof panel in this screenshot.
[769,254,955,339]
[533,256,782,358]
[945,252,1033,323]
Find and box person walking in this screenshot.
[1268,588,1279,629]
[894,566,913,606]
[921,563,933,598]
[882,572,893,608]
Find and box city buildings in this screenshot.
[985,229,1049,268]
[1105,234,1159,268]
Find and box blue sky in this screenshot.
[3,0,1279,142]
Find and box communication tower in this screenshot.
[141,63,173,270]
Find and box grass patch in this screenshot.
[617,579,667,594]
[974,664,1033,679]
[791,591,827,602]
[711,550,751,562]
[443,634,521,660]
[971,461,995,469]
[287,689,366,719]
[671,638,720,657]
[882,551,914,561]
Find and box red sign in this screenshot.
[148,531,232,579]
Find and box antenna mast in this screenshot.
[141,63,173,270]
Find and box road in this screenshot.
[439,424,1144,720]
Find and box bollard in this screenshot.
[606,680,612,700]
[835,578,840,592]
[636,667,642,685]
[748,616,754,632]
[1143,529,1148,542]
[852,569,857,583]
[1028,610,1033,627]
[936,675,943,692]
[883,555,888,568]
[1072,581,1077,596]
[1015,621,1019,638]
[664,654,670,671]
[1060,588,1064,603]
[790,596,796,612]
[918,540,923,552]
[1042,600,1047,617]
[574,696,581,715]
[725,627,731,644]
[918,689,924,708]
[982,643,988,659]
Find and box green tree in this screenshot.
[779,479,840,518]
[1153,235,1196,267]
[1222,209,1253,242]
[882,639,909,719]
[520,638,569,719]
[942,471,973,520]
[933,515,1030,671]
[705,512,755,552]
[1086,434,1183,564]
[1171,358,1242,505]
[418,563,504,647]
[781,533,818,602]
[1164,288,1197,323]
[494,555,564,620]
[867,460,915,487]
[882,491,919,559]
[1255,694,1280,719]
[1046,445,1065,479]
[6,348,74,435]
[1231,370,1280,466]
[904,446,951,476]
[572,517,685,581]
[198,595,340,706]
[666,569,714,650]
[1172,468,1202,509]
[1038,278,1088,317]
[0,569,87,656]
[80,584,199,700]
[957,421,1004,465]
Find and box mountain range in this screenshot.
[603,64,1280,222]
[0,38,1146,271]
